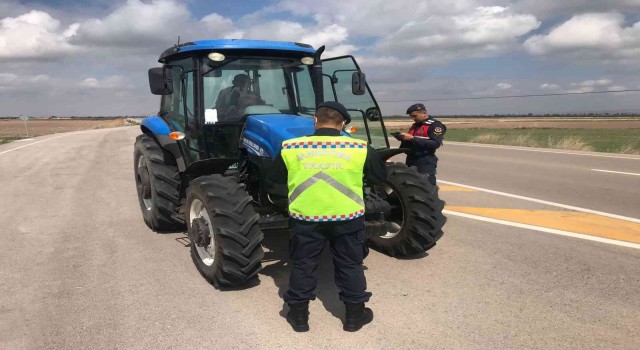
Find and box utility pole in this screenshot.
[19,115,30,137]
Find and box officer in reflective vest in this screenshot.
[394,103,446,186]
[269,101,387,332]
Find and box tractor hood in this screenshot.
[242,114,315,158]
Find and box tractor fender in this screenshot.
[140,116,187,172]
[376,148,411,161]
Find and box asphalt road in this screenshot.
[437,141,640,218]
[1,127,639,350]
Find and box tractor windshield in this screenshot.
[202,57,315,123]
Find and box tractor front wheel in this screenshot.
[367,163,446,257]
[186,175,264,287]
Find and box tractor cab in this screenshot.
[147,40,389,175]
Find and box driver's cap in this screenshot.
[317,101,351,124]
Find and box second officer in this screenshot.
[269,101,387,332]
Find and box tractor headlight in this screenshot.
[208,52,225,62]
[301,57,314,65]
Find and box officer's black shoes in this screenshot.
[286,301,310,332]
[343,302,374,332]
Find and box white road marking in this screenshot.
[439,180,640,224]
[445,141,640,160]
[592,169,640,176]
[443,209,640,250]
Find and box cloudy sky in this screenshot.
[1,0,640,117]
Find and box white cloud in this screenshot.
[0,1,240,61]
[0,10,79,61]
[377,6,539,58]
[0,72,52,94]
[2,0,639,117]
[28,75,50,83]
[240,20,303,42]
[274,0,481,36]
[472,81,518,96]
[300,24,356,56]
[510,0,640,19]
[566,78,614,93]
[0,73,18,84]
[201,12,233,30]
[575,78,612,87]
[607,85,626,91]
[540,83,560,90]
[78,75,131,89]
[524,12,640,66]
[71,0,192,48]
[0,73,50,85]
[237,21,356,56]
[524,13,624,54]
[567,86,595,93]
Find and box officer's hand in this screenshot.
[398,133,413,141]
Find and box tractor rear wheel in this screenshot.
[186,175,264,287]
[367,162,446,257]
[134,134,184,231]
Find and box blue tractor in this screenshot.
[134,39,446,287]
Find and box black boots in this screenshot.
[286,301,310,332]
[286,301,373,332]
[343,302,374,332]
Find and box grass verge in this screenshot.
[0,136,24,145]
[440,128,640,154]
[384,127,640,154]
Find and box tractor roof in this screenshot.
[159,39,316,62]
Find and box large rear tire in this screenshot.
[133,134,184,231]
[367,162,446,257]
[186,175,264,287]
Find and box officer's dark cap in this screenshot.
[317,101,351,124]
[406,103,427,114]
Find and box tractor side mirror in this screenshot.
[352,71,366,95]
[148,67,173,95]
[365,107,380,121]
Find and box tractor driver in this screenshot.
[215,73,264,122]
[269,101,387,332]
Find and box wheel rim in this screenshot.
[380,184,404,239]
[136,156,152,210]
[189,198,215,266]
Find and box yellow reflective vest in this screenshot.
[281,135,368,222]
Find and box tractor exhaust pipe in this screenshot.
[312,45,325,106]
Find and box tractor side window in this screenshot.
[322,56,388,149]
[292,66,315,115]
[159,58,195,132]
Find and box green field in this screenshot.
[441,128,640,154]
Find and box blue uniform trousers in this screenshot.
[283,217,372,305]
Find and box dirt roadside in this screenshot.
[0,118,128,138]
[385,118,640,129]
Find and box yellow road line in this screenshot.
[439,185,476,192]
[446,206,640,244]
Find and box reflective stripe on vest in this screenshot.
[281,136,368,222]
